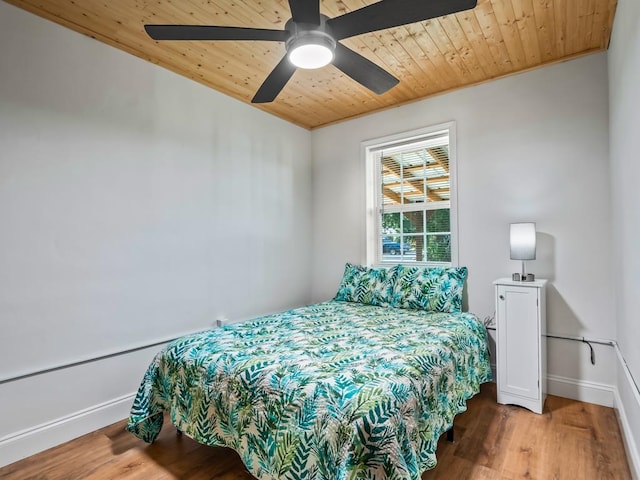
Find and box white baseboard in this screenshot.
[0,392,135,468]
[612,343,640,480]
[547,374,616,407]
[614,385,640,480]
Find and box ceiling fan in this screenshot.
[145,0,478,103]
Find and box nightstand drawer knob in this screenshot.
[499,295,505,300]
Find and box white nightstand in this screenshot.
[493,278,547,414]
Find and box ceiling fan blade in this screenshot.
[332,43,399,95]
[144,25,288,42]
[327,0,477,40]
[288,0,321,25]
[252,56,297,103]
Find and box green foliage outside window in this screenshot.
[381,209,450,262]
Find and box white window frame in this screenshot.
[362,121,459,267]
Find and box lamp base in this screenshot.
[512,272,535,282]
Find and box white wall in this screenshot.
[312,53,615,392]
[609,0,640,473]
[0,2,312,466]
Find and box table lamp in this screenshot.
[510,222,536,281]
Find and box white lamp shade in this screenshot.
[510,222,536,260]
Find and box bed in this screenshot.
[127,264,492,480]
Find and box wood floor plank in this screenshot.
[0,383,631,479]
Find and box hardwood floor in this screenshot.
[0,383,631,479]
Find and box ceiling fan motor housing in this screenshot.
[284,16,336,69]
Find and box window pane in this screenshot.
[382,212,401,233]
[382,236,408,257]
[426,209,450,232]
[381,235,414,262]
[426,234,451,263]
[399,150,425,205]
[381,156,402,207]
[399,234,421,263]
[402,211,424,234]
[425,147,450,202]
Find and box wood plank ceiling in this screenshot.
[6,0,617,129]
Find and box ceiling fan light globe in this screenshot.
[289,43,334,69]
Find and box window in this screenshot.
[364,123,457,266]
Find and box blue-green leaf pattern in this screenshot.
[390,266,468,313]
[334,263,398,307]
[127,301,491,479]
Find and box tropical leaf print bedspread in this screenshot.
[127,301,491,480]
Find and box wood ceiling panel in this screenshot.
[5,0,617,129]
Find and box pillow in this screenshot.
[390,265,468,313]
[334,263,398,307]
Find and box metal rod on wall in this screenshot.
[0,328,208,386]
[486,326,640,402]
